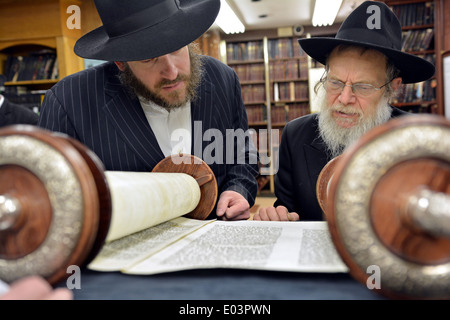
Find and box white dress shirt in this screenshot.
[139,98,192,157]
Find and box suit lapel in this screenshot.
[102,78,164,169]
[190,78,214,156]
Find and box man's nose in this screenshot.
[159,55,178,80]
[338,84,356,105]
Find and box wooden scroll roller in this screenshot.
[317,115,450,299]
[0,125,217,285]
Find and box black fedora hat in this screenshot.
[298,1,435,83]
[74,0,220,61]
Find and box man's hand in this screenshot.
[0,276,73,300]
[253,205,299,221]
[216,190,251,221]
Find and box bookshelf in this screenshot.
[268,37,311,126]
[225,39,267,125]
[224,37,311,129]
[0,0,84,112]
[384,0,444,115]
[222,35,313,193]
[223,38,272,192]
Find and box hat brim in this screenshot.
[74,0,220,61]
[298,37,435,84]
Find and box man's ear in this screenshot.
[114,61,126,71]
[391,77,402,91]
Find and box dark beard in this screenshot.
[118,46,204,110]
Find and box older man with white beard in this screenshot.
[254,1,435,221]
[316,45,401,159]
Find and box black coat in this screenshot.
[0,97,38,127]
[273,107,410,220]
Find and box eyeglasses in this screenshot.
[321,77,393,97]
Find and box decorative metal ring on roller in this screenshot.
[0,125,217,285]
[317,114,450,299]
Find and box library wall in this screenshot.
[0,0,84,113]
[386,0,439,113]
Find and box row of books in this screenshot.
[232,58,308,83]
[242,84,266,104]
[267,38,306,59]
[232,64,265,82]
[269,59,308,81]
[2,85,45,112]
[393,78,436,104]
[393,53,435,104]
[245,102,310,125]
[3,50,58,82]
[226,37,308,62]
[272,81,308,102]
[272,103,310,124]
[401,28,434,52]
[226,41,264,62]
[246,104,267,123]
[390,1,434,27]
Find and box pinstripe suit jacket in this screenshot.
[38,57,259,218]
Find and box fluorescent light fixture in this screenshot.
[215,0,245,34]
[312,0,343,27]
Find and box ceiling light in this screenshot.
[312,0,343,27]
[214,0,245,34]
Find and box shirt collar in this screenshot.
[139,96,190,116]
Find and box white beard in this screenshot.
[317,89,393,158]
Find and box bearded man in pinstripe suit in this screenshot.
[38,0,259,220]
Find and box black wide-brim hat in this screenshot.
[298,1,435,84]
[74,0,220,61]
